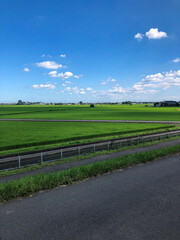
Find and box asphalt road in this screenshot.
[0,119,180,124]
[1,153,180,240]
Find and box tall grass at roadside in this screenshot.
[0,145,180,202]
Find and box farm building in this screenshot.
[154,101,179,107]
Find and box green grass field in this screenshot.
[0,121,172,152]
[0,104,180,121]
[0,104,179,156]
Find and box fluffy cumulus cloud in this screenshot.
[173,58,180,63]
[133,70,180,90]
[35,61,65,69]
[145,28,167,39]
[134,33,144,40]
[23,67,30,72]
[32,83,56,90]
[107,70,180,95]
[135,28,167,40]
[48,71,73,79]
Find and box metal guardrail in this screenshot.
[0,130,180,172]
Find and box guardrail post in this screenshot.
[78,147,80,155]
[119,141,122,148]
[18,156,21,168]
[94,144,96,152]
[61,149,63,160]
[107,142,110,150]
[41,152,43,164]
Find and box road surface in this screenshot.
[0,153,180,240]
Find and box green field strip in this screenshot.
[0,120,173,151]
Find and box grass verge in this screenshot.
[0,144,180,203]
[0,136,179,177]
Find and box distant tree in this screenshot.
[79,101,83,105]
[90,104,95,107]
[122,101,132,105]
[16,100,24,105]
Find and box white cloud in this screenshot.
[106,69,180,96]
[65,81,72,84]
[36,61,65,69]
[23,67,30,72]
[60,54,66,58]
[63,86,86,95]
[145,28,167,39]
[108,86,126,93]
[32,83,56,90]
[101,77,117,85]
[41,54,52,58]
[74,74,83,79]
[101,82,107,85]
[134,33,144,40]
[86,87,93,91]
[48,71,58,77]
[132,70,180,91]
[61,81,72,87]
[48,71,73,79]
[135,28,168,41]
[173,58,180,63]
[60,72,73,80]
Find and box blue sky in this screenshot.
[0,0,180,103]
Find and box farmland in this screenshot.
[0,104,180,121]
[0,104,179,156]
[0,121,172,151]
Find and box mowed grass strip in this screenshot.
[0,145,179,202]
[0,104,180,121]
[0,121,172,151]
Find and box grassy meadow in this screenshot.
[0,104,180,121]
